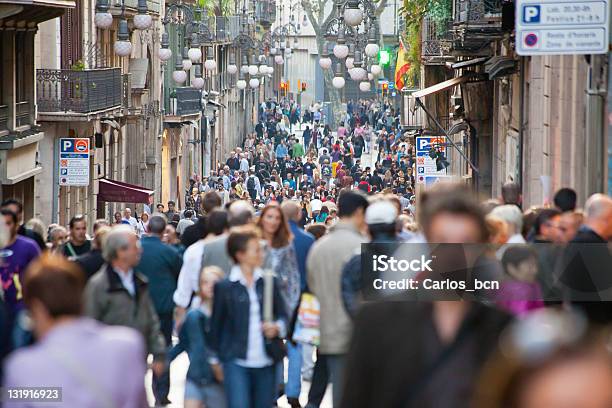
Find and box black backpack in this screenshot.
[247,176,256,190]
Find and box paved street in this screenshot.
[146,352,334,407]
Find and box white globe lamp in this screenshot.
[319,57,332,69]
[371,64,382,76]
[227,64,238,74]
[236,79,247,90]
[365,43,380,58]
[249,78,260,88]
[332,76,345,89]
[343,3,363,27]
[345,57,354,69]
[359,81,371,92]
[95,12,113,29]
[333,43,349,59]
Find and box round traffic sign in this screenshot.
[525,33,538,47]
[75,139,88,152]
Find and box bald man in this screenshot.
[572,194,612,243]
[560,194,612,323]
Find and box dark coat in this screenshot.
[340,302,510,408]
[210,274,288,363]
[75,249,105,280]
[137,236,182,315]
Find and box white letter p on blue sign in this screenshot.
[523,5,540,23]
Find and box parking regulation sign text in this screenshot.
[516,0,609,55]
[59,138,90,186]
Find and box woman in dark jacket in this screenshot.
[210,226,288,408]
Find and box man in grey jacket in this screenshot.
[306,190,369,407]
[84,225,166,397]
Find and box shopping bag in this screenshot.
[291,292,320,346]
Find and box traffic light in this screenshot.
[301,82,306,92]
[382,82,388,95]
[379,50,390,66]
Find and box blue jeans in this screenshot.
[153,312,173,404]
[223,361,276,408]
[286,342,303,398]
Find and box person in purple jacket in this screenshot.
[3,254,148,408]
[0,209,40,320]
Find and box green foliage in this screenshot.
[399,0,452,86]
[71,60,86,71]
[197,0,232,16]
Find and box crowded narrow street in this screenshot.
[1,0,612,406]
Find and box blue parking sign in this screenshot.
[522,5,541,23]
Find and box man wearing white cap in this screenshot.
[341,199,399,318]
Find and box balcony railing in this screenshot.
[422,16,453,58]
[225,16,241,40]
[166,87,202,116]
[455,0,503,25]
[36,68,122,114]
[0,105,9,132]
[255,0,276,26]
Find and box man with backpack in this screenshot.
[246,170,260,201]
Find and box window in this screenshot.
[15,32,26,103]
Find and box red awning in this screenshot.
[98,178,154,203]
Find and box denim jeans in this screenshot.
[223,361,276,408]
[301,343,315,379]
[286,342,303,398]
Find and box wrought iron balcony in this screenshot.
[455,0,503,24]
[452,0,508,55]
[36,68,122,115]
[421,16,453,59]
[166,87,202,117]
[255,0,276,27]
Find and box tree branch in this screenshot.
[301,0,321,36]
[374,0,389,16]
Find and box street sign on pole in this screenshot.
[59,138,90,186]
[516,0,609,55]
[415,136,447,184]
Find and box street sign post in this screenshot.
[516,0,609,55]
[415,136,447,184]
[59,138,90,186]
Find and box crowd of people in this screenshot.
[1,97,612,408]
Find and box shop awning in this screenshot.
[98,178,154,203]
[412,74,476,98]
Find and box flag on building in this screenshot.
[395,39,410,90]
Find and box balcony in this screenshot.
[255,0,276,28]
[36,68,123,121]
[165,87,202,122]
[452,0,509,55]
[421,16,453,63]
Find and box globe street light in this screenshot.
[187,33,202,63]
[236,71,247,90]
[192,65,205,89]
[158,32,172,62]
[94,0,113,28]
[332,63,345,89]
[227,53,238,74]
[172,54,187,84]
[333,31,349,59]
[133,0,153,30]
[343,0,363,27]
[114,19,132,57]
[204,46,217,71]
